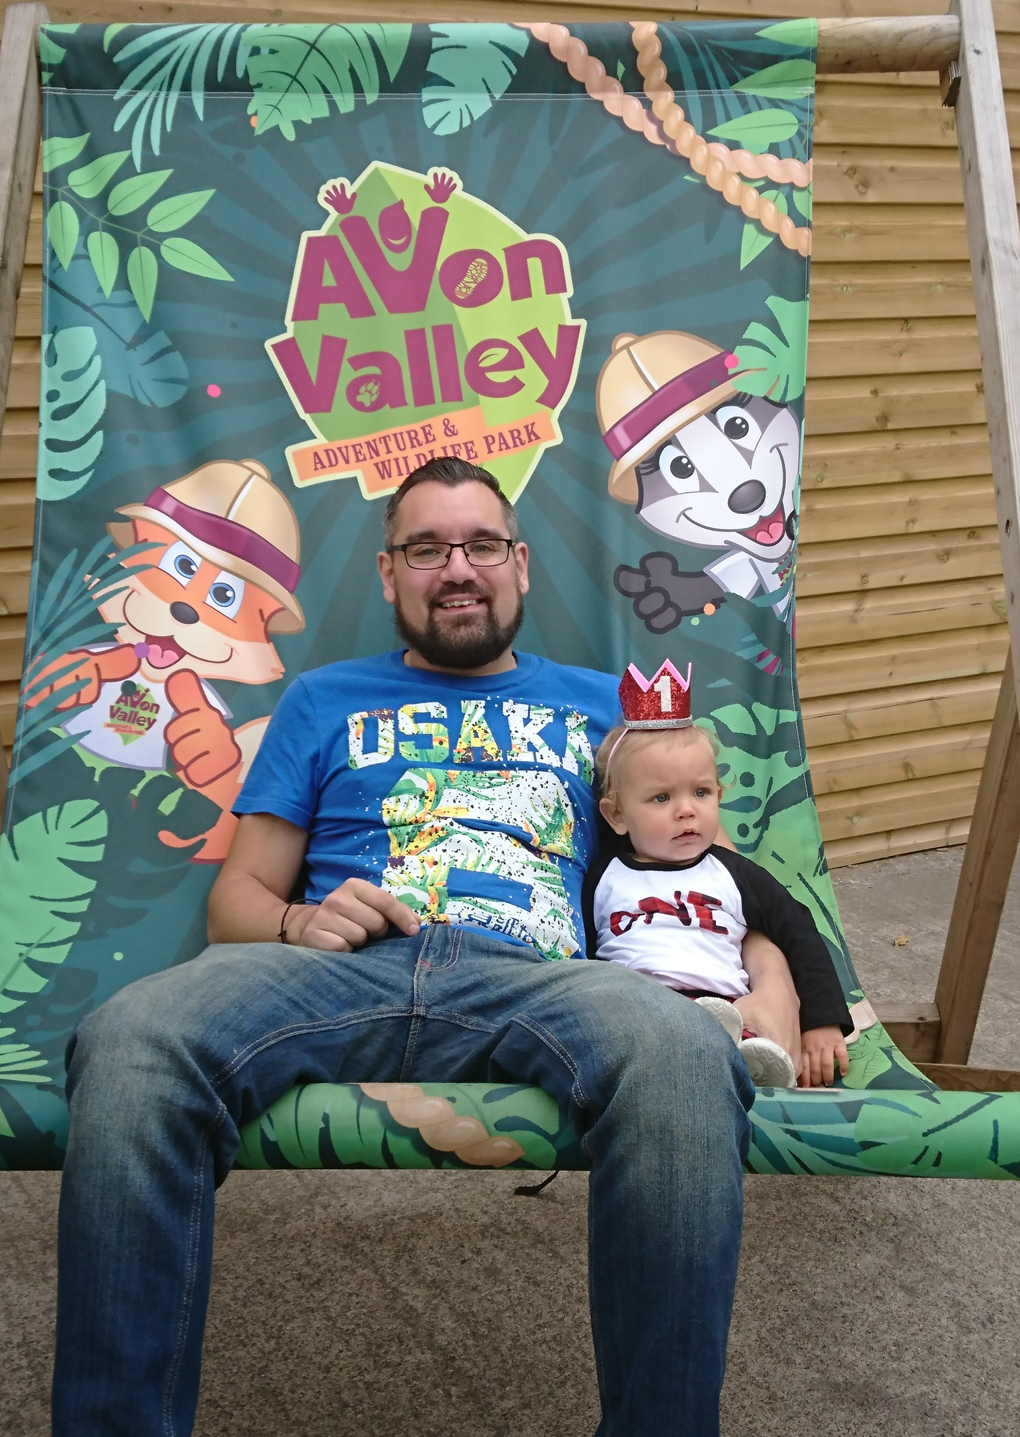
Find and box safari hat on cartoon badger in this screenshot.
[596,331,743,504]
[109,459,305,633]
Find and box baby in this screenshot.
[583,663,852,1088]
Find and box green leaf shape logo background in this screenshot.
[37,327,106,501]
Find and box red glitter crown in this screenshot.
[618,660,693,729]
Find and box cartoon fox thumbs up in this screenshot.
[164,669,242,791]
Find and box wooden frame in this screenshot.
[0,1,1018,1091]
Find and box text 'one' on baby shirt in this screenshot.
[582,846,852,1034]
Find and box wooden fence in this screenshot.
[1,0,1018,867]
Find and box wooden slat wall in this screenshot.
[1,0,1018,869]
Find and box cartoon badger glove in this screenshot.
[28,459,304,863]
[597,331,800,632]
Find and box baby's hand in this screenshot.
[798,1026,849,1088]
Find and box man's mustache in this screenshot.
[428,584,490,610]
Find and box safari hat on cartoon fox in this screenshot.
[596,331,743,504]
[109,458,305,633]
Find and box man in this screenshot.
[53,458,757,1437]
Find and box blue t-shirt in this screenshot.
[235,650,619,960]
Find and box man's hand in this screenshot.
[798,1026,850,1088]
[286,877,420,952]
[165,669,242,789]
[26,644,140,710]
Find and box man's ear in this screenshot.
[514,540,529,596]
[377,549,396,605]
[599,795,628,836]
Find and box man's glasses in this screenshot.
[387,539,517,571]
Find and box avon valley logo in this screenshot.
[267,163,584,501]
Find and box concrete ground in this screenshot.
[3,847,1020,1437]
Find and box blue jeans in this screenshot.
[53,927,754,1436]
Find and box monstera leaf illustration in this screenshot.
[854,1090,1020,1178]
[48,255,187,407]
[0,1030,50,1083]
[748,1091,871,1176]
[734,296,809,404]
[240,24,411,138]
[422,24,530,135]
[237,1082,573,1170]
[37,327,106,502]
[0,801,108,1017]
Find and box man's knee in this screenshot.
[567,966,754,1114]
[67,955,216,1089]
[578,965,729,1060]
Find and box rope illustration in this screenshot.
[521,21,812,258]
[360,1083,527,1167]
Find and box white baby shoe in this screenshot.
[738,1036,797,1088]
[693,995,744,1045]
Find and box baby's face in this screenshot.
[601,732,722,863]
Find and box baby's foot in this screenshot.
[738,1036,797,1088]
[693,995,743,1045]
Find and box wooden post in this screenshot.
[934,653,1020,1062]
[924,0,1020,1067]
[0,3,47,444]
[0,2,47,819]
[952,0,1020,720]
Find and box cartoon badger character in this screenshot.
[597,330,800,632]
[29,459,304,862]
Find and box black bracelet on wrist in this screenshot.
[279,901,304,944]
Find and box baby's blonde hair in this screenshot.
[595,722,719,807]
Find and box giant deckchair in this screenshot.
[1,2,1020,1180]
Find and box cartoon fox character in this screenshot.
[27,459,304,862]
[596,331,800,631]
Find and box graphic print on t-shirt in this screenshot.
[610,889,729,937]
[381,765,578,960]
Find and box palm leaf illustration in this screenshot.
[37,327,106,502]
[110,24,246,165]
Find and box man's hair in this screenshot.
[382,457,519,547]
[595,723,720,807]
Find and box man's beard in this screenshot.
[394,583,524,670]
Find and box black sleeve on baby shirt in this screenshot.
[581,850,614,962]
[708,847,854,1036]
